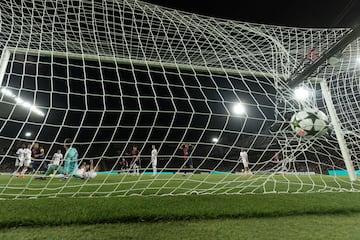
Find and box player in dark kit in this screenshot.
[31,142,45,173]
[120,157,128,171]
[181,143,193,171]
[129,146,140,175]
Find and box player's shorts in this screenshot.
[15,158,21,167]
[18,159,31,167]
[185,158,193,167]
[151,160,157,166]
[24,159,31,167]
[84,171,97,179]
[242,160,248,168]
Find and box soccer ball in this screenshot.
[290,109,329,137]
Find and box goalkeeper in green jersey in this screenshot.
[44,138,78,178]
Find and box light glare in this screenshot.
[212,138,218,143]
[1,88,14,97]
[294,87,311,102]
[25,132,32,137]
[1,87,45,117]
[233,103,245,115]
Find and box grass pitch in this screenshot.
[0,173,358,198]
[2,214,360,240]
[0,173,360,239]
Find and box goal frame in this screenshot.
[0,45,357,182]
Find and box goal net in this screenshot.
[0,0,359,199]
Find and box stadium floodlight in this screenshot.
[1,88,15,97]
[212,137,219,143]
[232,103,246,115]
[15,97,24,104]
[0,87,45,117]
[25,132,32,137]
[294,87,311,102]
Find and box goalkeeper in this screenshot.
[44,138,78,177]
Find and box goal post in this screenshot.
[0,49,10,87]
[320,79,357,181]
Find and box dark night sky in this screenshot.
[143,0,360,28]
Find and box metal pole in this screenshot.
[0,49,10,87]
[320,80,357,181]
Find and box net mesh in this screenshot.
[0,0,359,198]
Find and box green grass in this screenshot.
[0,173,359,198]
[2,214,360,240]
[1,174,360,239]
[2,192,360,227]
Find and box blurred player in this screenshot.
[75,162,87,178]
[181,143,193,169]
[18,143,32,178]
[61,138,79,178]
[74,160,97,179]
[240,149,250,174]
[53,149,63,165]
[31,142,45,173]
[274,152,282,168]
[84,159,97,179]
[43,153,64,176]
[120,157,128,172]
[15,143,25,176]
[130,145,140,175]
[151,145,158,175]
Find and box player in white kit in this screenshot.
[50,149,63,169]
[75,159,97,179]
[17,143,32,178]
[15,143,25,175]
[240,149,251,174]
[151,145,158,175]
[85,159,97,179]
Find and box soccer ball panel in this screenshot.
[313,119,326,132]
[295,111,309,121]
[290,109,329,138]
[317,111,328,122]
[299,118,313,131]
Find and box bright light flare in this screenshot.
[1,88,15,97]
[25,132,32,137]
[232,103,246,115]
[1,87,45,117]
[212,137,219,143]
[294,87,311,102]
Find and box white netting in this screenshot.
[0,0,359,199]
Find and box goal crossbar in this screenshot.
[287,24,360,88]
[4,47,288,80]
